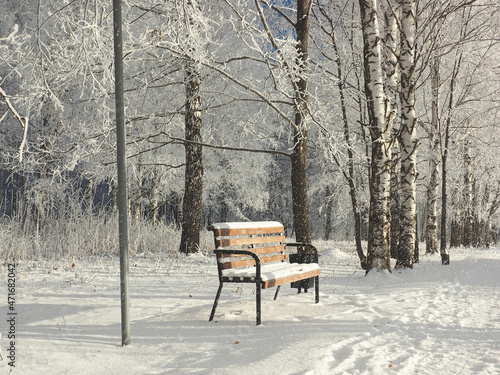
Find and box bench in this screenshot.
[208,221,321,325]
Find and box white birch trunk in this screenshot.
[462,139,474,247]
[426,54,441,254]
[384,2,400,260]
[383,3,399,127]
[397,0,417,268]
[359,0,392,273]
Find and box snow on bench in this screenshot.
[208,221,320,325]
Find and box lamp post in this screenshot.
[112,0,131,346]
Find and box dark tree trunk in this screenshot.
[440,58,461,265]
[440,107,451,264]
[321,5,366,268]
[179,61,203,254]
[291,136,311,245]
[291,0,312,247]
[324,186,333,241]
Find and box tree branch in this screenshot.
[165,133,291,158]
[0,87,29,162]
[261,0,296,27]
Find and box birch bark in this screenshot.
[425,53,441,254]
[383,2,400,261]
[397,0,417,268]
[359,0,392,273]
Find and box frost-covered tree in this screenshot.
[397,0,417,269]
[311,0,369,268]
[358,0,392,273]
[178,0,205,254]
[425,51,440,255]
[383,1,400,261]
[1,0,117,224]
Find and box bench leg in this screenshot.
[273,286,281,300]
[209,283,223,322]
[315,276,319,303]
[256,282,262,325]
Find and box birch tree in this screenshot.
[397,0,418,268]
[425,52,441,254]
[359,0,392,273]
[382,1,400,260]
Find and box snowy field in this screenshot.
[1,244,499,375]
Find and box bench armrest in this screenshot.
[213,249,262,281]
[285,242,319,263]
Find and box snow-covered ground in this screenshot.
[1,245,499,374]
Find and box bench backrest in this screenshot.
[208,221,287,270]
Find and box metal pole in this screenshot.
[112,0,131,346]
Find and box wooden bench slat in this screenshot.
[216,234,285,249]
[220,262,321,288]
[262,269,321,288]
[211,226,284,237]
[220,254,288,270]
[219,245,285,257]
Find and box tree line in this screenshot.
[1,0,499,273]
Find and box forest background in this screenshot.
[1,0,500,271]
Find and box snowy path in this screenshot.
[1,247,499,374]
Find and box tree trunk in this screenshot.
[462,139,473,247]
[133,164,143,224]
[149,168,159,226]
[329,17,366,268]
[178,0,204,254]
[85,176,94,218]
[359,0,392,273]
[450,187,462,248]
[108,179,117,214]
[291,0,312,246]
[390,134,400,260]
[441,57,461,264]
[179,59,203,254]
[397,0,417,269]
[324,186,333,241]
[440,139,450,264]
[426,54,441,254]
[383,3,400,262]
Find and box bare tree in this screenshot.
[179,58,203,254]
[179,0,204,254]
[312,1,367,268]
[291,0,313,245]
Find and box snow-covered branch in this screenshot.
[0,87,28,162]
